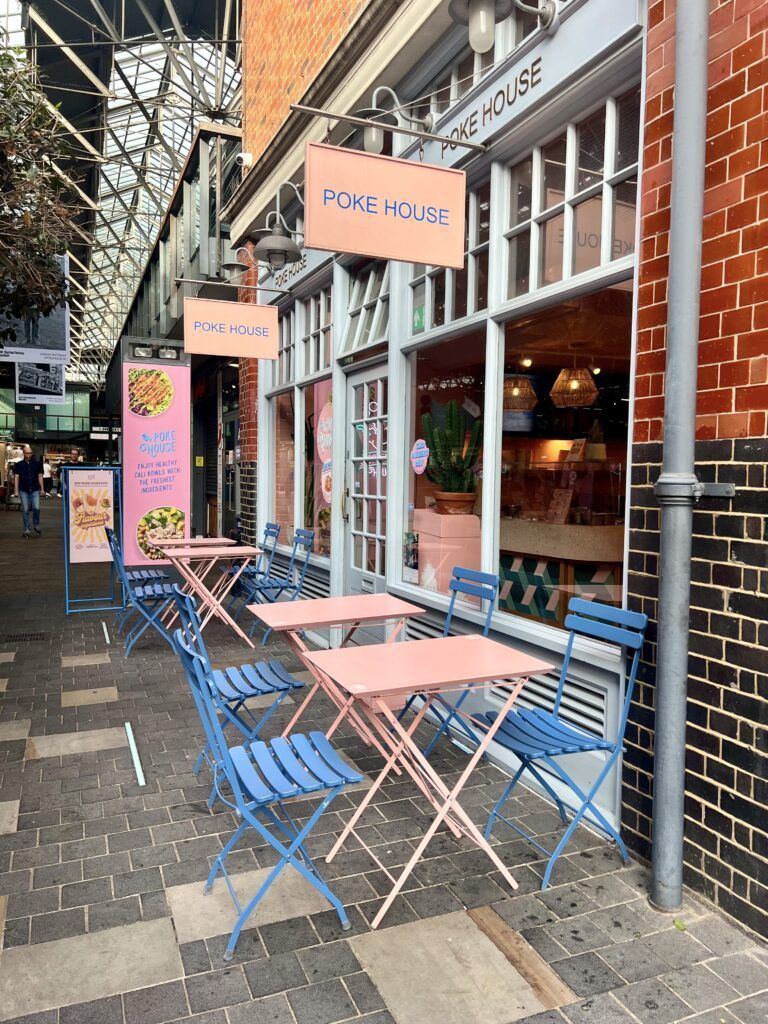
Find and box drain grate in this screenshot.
[1,632,46,642]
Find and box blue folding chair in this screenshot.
[223,521,281,603]
[236,528,315,642]
[173,624,363,960]
[105,528,175,656]
[481,598,647,888]
[398,567,500,758]
[171,586,303,801]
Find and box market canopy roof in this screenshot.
[2,0,240,387]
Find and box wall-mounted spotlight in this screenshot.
[449,0,559,55]
[355,86,433,154]
[253,182,304,271]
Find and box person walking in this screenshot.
[43,458,53,495]
[13,445,48,537]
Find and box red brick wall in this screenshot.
[626,0,768,938]
[634,0,768,445]
[242,0,373,161]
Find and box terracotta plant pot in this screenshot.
[434,491,476,515]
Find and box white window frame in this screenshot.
[341,262,390,354]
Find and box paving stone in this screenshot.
[25,729,127,760]
[88,897,142,932]
[243,950,307,997]
[345,972,386,1014]
[405,883,464,919]
[123,980,189,1024]
[679,1010,741,1024]
[351,911,544,1024]
[129,844,177,870]
[167,868,328,944]
[227,993,294,1024]
[688,917,757,957]
[30,907,86,944]
[58,994,123,1024]
[180,940,211,976]
[707,953,768,996]
[574,875,638,908]
[661,963,740,1012]
[0,1012,58,1024]
[0,919,182,1021]
[650,928,712,969]
[441,871,503,908]
[61,653,111,668]
[184,967,251,1014]
[298,940,361,983]
[83,852,131,880]
[61,836,108,861]
[113,866,163,898]
[0,869,32,897]
[561,993,636,1024]
[600,937,671,983]
[728,992,768,1024]
[61,876,113,908]
[0,722,31,742]
[615,977,693,1024]
[552,952,624,998]
[0,801,21,835]
[260,915,320,956]
[520,926,571,964]
[545,916,614,955]
[61,687,119,707]
[33,860,82,889]
[494,894,560,931]
[140,890,170,920]
[310,904,370,943]
[538,887,601,920]
[286,978,358,1024]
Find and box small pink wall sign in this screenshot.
[411,439,430,475]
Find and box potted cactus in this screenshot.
[421,400,482,514]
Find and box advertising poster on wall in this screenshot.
[0,254,71,364]
[15,362,66,405]
[67,469,115,563]
[122,362,190,565]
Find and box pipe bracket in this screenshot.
[654,473,735,505]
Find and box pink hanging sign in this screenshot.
[410,439,430,475]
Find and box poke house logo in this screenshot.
[140,430,176,457]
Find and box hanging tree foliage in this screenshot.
[0,47,76,341]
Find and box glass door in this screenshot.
[345,368,388,599]
[222,415,240,536]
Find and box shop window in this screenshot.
[498,283,632,627]
[409,182,489,334]
[272,391,295,543]
[276,310,295,386]
[408,47,494,124]
[302,381,333,557]
[342,262,389,353]
[402,331,486,598]
[503,88,640,298]
[302,288,333,375]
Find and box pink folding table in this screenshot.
[162,543,261,647]
[248,593,426,757]
[303,634,553,928]
[152,537,237,548]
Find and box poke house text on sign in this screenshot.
[183,297,279,359]
[304,142,466,269]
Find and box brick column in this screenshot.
[624,0,768,938]
[238,247,259,544]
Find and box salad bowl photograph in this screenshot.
[128,367,174,417]
[137,506,185,559]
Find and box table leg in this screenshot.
[368,685,528,928]
[176,564,256,648]
[198,557,252,630]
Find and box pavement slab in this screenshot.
[61,653,111,668]
[0,720,31,742]
[166,866,331,944]
[60,686,120,707]
[25,727,128,759]
[350,911,545,1024]
[0,918,183,1021]
[0,800,20,835]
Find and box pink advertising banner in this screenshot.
[303,142,466,269]
[122,362,190,565]
[183,297,279,359]
[68,469,115,563]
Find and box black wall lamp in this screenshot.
[253,181,304,271]
[354,86,434,154]
[448,0,560,54]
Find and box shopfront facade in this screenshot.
[231,0,644,831]
[230,0,767,936]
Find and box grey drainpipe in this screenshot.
[649,4,710,912]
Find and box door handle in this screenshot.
[341,487,349,522]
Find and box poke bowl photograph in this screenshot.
[137,506,185,559]
[128,367,174,416]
